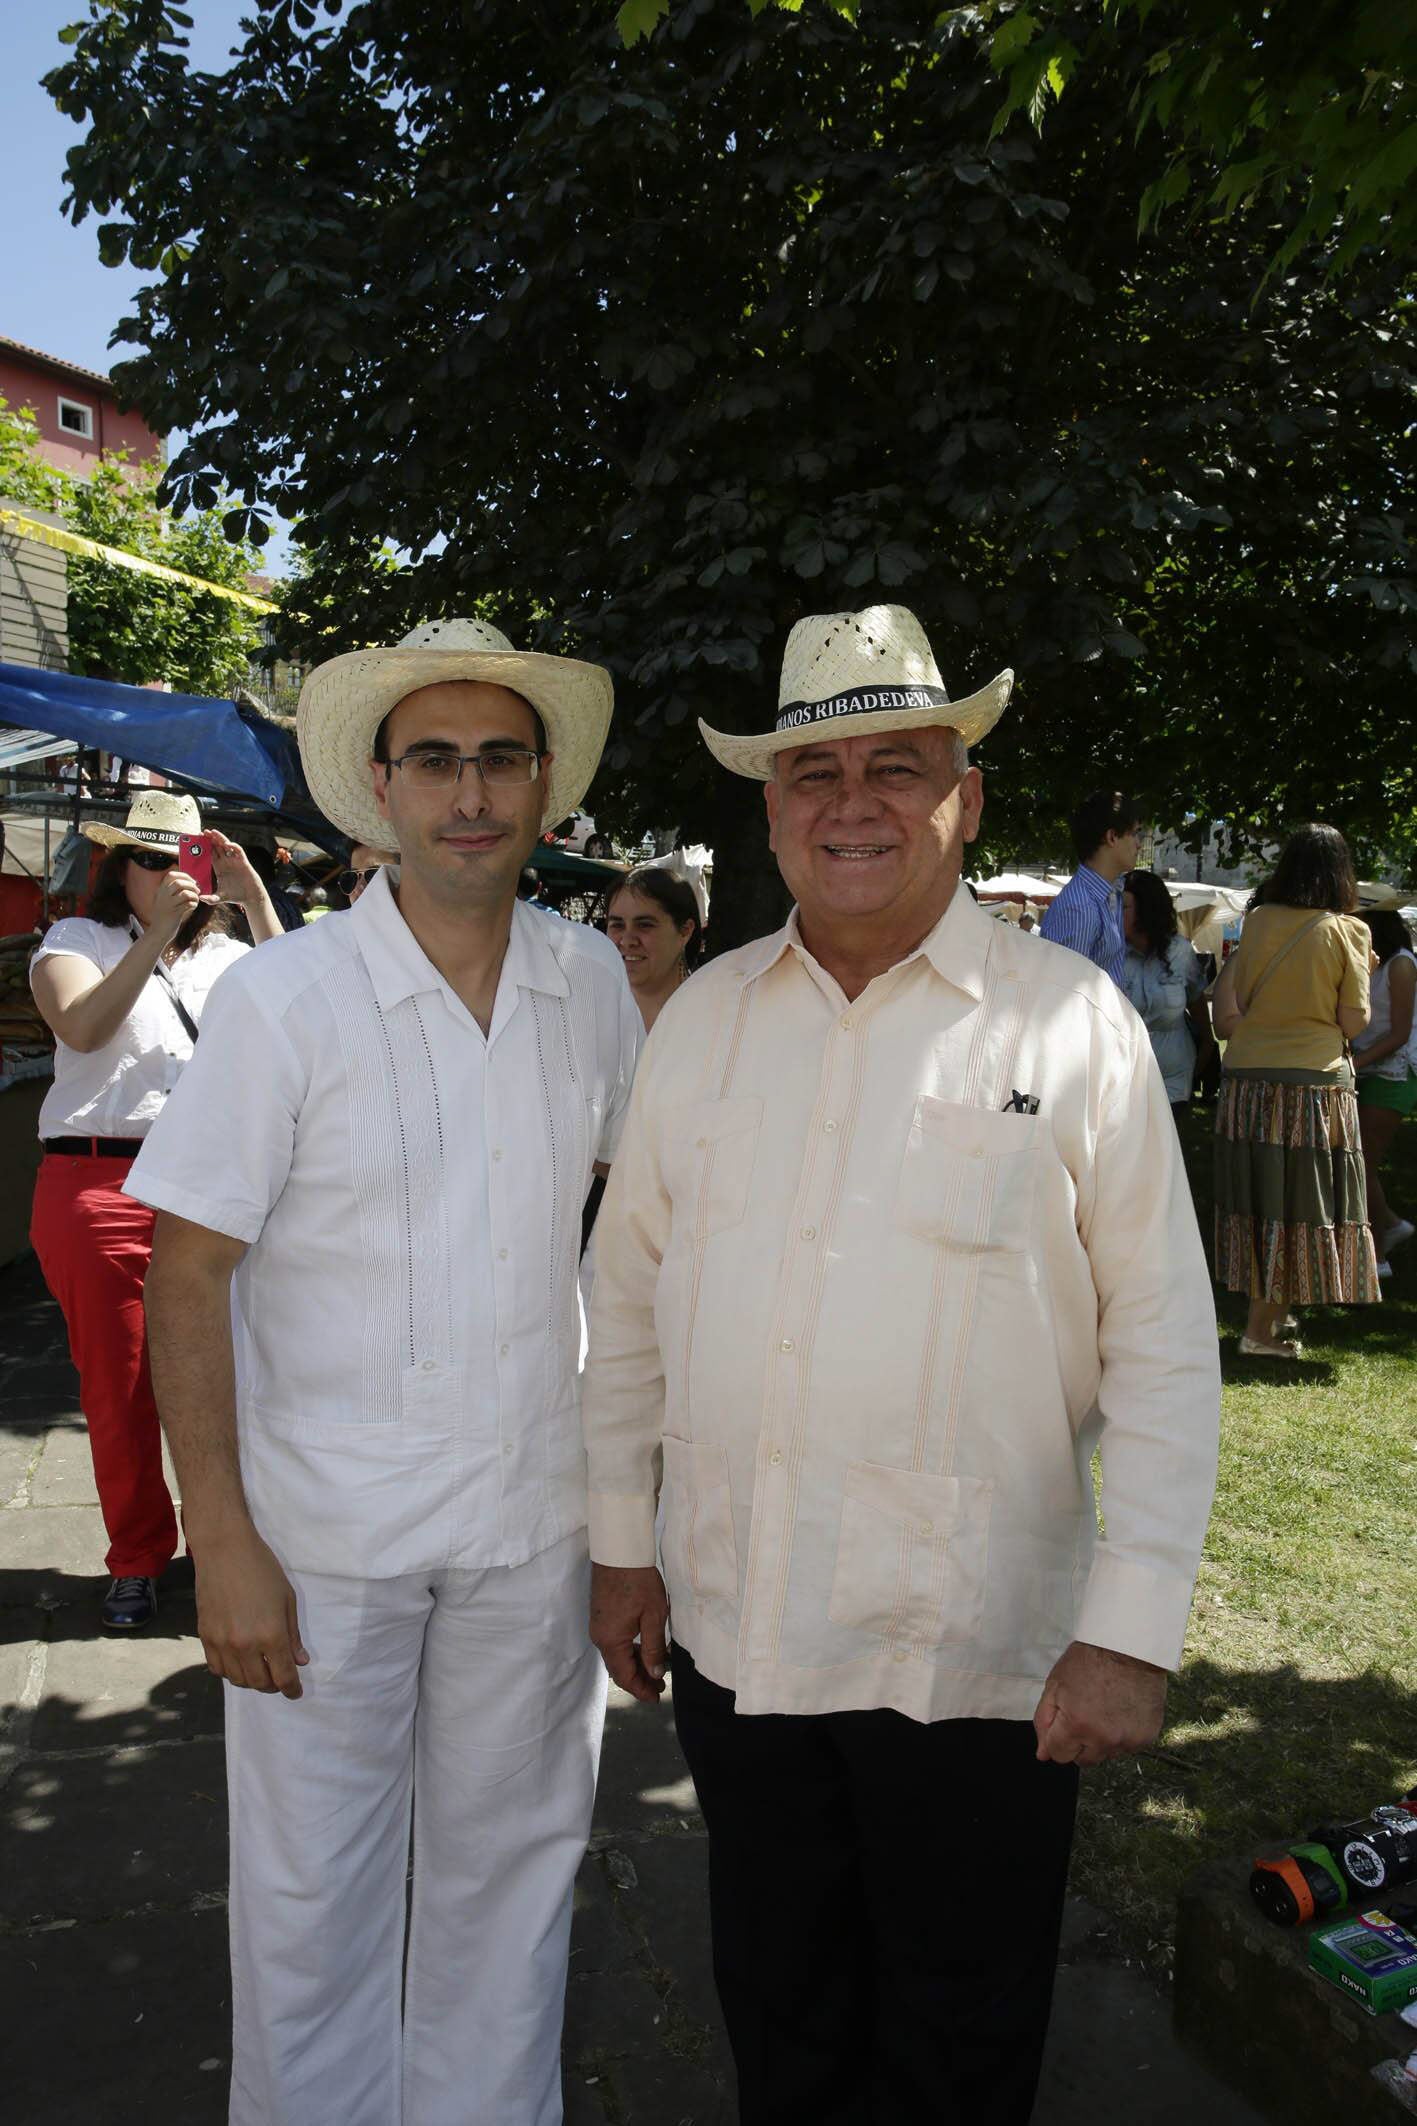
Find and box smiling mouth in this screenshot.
[823,844,893,859]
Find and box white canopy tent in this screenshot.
[969,871,1062,903]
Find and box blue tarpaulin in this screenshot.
[0,662,295,807]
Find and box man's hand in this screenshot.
[195,1522,310,1699]
[1033,1640,1168,1767]
[590,1562,669,1702]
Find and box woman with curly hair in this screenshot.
[1210,824,1378,1358]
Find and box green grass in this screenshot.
[1069,1102,1417,1975]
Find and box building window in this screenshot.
[57,397,94,439]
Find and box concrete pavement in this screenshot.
[0,1251,1265,2125]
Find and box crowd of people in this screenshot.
[17,600,1410,2126]
[1037,787,1412,1360]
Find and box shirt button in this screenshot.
[892,1648,908,1664]
[498,1248,509,1261]
[493,1147,503,1162]
[968,1145,983,1159]
[840,1014,853,1030]
[420,1360,436,1373]
[499,1342,510,1357]
[503,1443,513,1458]
[800,1226,816,1241]
[769,1450,783,1466]
[919,1520,934,1536]
[779,1338,794,1353]
[695,1136,706,1149]
[823,1119,838,1134]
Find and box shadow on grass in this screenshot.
[1073,1656,1417,1967]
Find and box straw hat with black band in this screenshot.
[80,790,204,851]
[296,618,614,852]
[698,604,1012,778]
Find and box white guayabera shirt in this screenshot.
[583,885,1220,1725]
[126,868,641,1578]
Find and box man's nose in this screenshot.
[452,765,493,818]
[828,767,886,820]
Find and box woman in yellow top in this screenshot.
[1211,824,1379,1357]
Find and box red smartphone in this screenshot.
[178,833,216,895]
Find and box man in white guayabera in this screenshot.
[128,618,641,2126]
[582,604,1221,2126]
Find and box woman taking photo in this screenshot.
[605,864,703,1033]
[1211,823,1378,1359]
[1352,908,1417,1278]
[1120,869,1214,1119]
[29,792,282,1631]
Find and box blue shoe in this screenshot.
[101,1575,158,1630]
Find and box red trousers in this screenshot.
[30,1152,177,1578]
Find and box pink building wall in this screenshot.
[0,338,163,479]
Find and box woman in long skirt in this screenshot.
[1211,824,1379,1358]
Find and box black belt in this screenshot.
[42,1136,145,1158]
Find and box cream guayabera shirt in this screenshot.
[582,886,1220,1724]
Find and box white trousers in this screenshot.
[225,1531,606,2126]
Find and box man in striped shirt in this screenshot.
[1038,789,1143,983]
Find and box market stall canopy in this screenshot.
[969,871,1062,902]
[0,661,294,807]
[529,844,627,884]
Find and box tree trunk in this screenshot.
[696,763,791,958]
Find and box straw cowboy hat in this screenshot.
[297,618,613,851]
[80,790,203,850]
[699,605,1013,779]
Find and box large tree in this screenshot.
[48,0,1416,940]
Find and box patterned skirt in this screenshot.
[1213,1068,1380,1305]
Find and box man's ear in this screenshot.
[961,766,985,845]
[764,775,780,854]
[371,760,392,824]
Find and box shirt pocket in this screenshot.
[1154,981,1187,1027]
[827,1462,993,1649]
[660,1434,738,1604]
[895,1095,1040,1263]
[664,1095,763,1240]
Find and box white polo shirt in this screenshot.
[126,869,641,1577]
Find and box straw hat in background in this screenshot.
[79,790,204,850]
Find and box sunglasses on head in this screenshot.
[126,847,179,872]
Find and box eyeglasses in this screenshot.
[386,747,542,789]
[126,848,178,872]
[338,868,379,896]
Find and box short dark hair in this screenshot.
[1254,824,1357,915]
[1362,907,1412,964]
[1123,869,1178,958]
[87,848,232,954]
[372,689,548,764]
[1070,790,1142,863]
[611,867,705,967]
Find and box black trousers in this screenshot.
[671,1647,1078,2126]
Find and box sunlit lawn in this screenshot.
[1069,1103,1417,1974]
